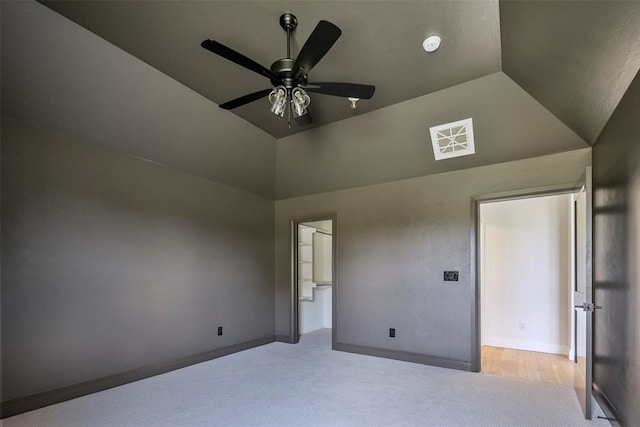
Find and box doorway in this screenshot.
[477,191,578,385]
[292,215,336,345]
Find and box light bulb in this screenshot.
[348,97,359,109]
[291,88,310,117]
[269,86,287,117]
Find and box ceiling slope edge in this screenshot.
[274,72,589,199]
[2,0,277,198]
[500,0,640,145]
[38,0,502,138]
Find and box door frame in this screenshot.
[470,183,585,372]
[290,213,337,347]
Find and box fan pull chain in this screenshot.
[287,89,292,128]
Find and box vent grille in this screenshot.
[429,118,475,160]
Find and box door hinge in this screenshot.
[575,302,602,312]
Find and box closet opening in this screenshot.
[292,215,336,346]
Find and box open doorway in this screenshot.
[479,193,578,384]
[293,216,335,345]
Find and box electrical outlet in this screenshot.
[218,326,223,336]
[389,328,396,338]
[518,322,525,332]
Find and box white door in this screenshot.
[574,168,595,419]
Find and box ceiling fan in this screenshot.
[201,13,375,127]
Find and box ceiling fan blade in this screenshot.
[201,39,280,82]
[293,21,341,77]
[295,111,313,126]
[219,89,273,110]
[304,82,376,99]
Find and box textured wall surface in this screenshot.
[1,119,275,400]
[592,70,640,426]
[275,149,591,364]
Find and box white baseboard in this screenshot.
[483,336,569,356]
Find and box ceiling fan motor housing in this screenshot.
[270,58,307,88]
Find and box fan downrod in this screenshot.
[272,13,305,88]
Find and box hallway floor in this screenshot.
[481,346,574,386]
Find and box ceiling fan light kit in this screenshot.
[291,87,311,117]
[201,13,375,128]
[269,86,287,117]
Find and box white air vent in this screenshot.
[429,118,475,160]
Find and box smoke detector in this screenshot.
[423,36,441,52]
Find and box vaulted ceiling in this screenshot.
[501,1,640,144]
[36,1,640,141]
[2,1,640,198]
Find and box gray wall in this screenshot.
[592,70,640,426]
[275,149,591,364]
[1,119,275,401]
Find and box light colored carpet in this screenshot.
[5,329,610,426]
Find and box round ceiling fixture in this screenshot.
[422,35,441,53]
